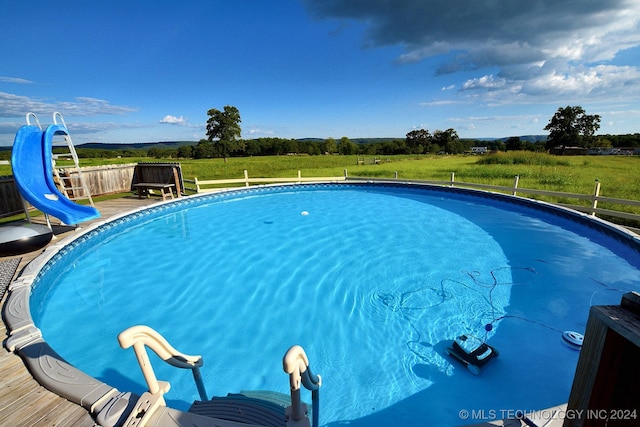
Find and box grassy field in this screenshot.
[170,153,640,202]
[2,152,639,219]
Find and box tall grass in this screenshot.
[1,152,638,212]
[475,151,570,166]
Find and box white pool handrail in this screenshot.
[283,345,322,427]
[118,325,208,402]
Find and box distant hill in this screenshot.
[78,141,195,150]
[77,137,406,150]
[0,135,549,153]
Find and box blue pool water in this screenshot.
[31,184,640,426]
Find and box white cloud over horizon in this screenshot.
[160,115,187,125]
[304,0,640,105]
[0,91,136,119]
[0,76,34,84]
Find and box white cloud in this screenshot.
[304,0,640,105]
[0,91,136,118]
[0,76,34,84]
[448,114,541,123]
[461,75,507,91]
[304,0,640,68]
[160,115,187,125]
[419,99,465,107]
[248,127,274,136]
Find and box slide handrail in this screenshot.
[52,111,67,128]
[118,325,208,401]
[25,112,41,129]
[283,345,322,427]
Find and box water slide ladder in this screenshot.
[26,112,95,207]
[118,325,322,427]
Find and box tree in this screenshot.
[338,137,356,155]
[206,106,243,158]
[433,128,459,153]
[176,145,193,159]
[505,136,523,151]
[194,139,215,159]
[147,147,162,158]
[544,105,601,150]
[323,138,337,154]
[405,129,432,154]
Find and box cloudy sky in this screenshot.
[1,0,639,145]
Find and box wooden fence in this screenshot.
[185,169,348,193]
[2,166,640,232]
[0,164,137,218]
[59,163,138,199]
[346,172,640,226]
[187,169,640,230]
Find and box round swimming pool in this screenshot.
[28,183,640,426]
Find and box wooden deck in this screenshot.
[0,196,159,427]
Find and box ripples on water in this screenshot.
[31,186,640,426]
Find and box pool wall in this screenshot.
[3,181,640,426]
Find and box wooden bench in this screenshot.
[133,183,175,200]
[131,163,184,201]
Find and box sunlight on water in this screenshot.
[31,185,640,426]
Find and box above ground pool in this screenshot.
[29,183,640,426]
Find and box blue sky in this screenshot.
[1,0,639,145]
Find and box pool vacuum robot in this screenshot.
[446,334,499,375]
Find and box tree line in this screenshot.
[167,104,633,159]
[2,104,635,161]
[185,106,482,158]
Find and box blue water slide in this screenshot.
[11,125,100,225]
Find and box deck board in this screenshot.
[0,196,158,427]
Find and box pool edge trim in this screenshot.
[4,181,640,426]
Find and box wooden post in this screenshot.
[244,169,249,187]
[394,171,398,179]
[172,166,182,197]
[344,169,348,178]
[512,175,520,196]
[563,292,640,427]
[450,172,455,187]
[591,180,601,216]
[298,170,302,183]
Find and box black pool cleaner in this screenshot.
[446,333,499,375]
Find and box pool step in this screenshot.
[188,391,291,426]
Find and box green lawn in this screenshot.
[2,152,639,217]
[168,153,640,202]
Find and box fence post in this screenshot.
[344,169,348,178]
[591,180,601,216]
[298,170,302,183]
[512,175,520,196]
[244,169,249,187]
[394,171,398,179]
[450,172,455,187]
[194,177,201,193]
